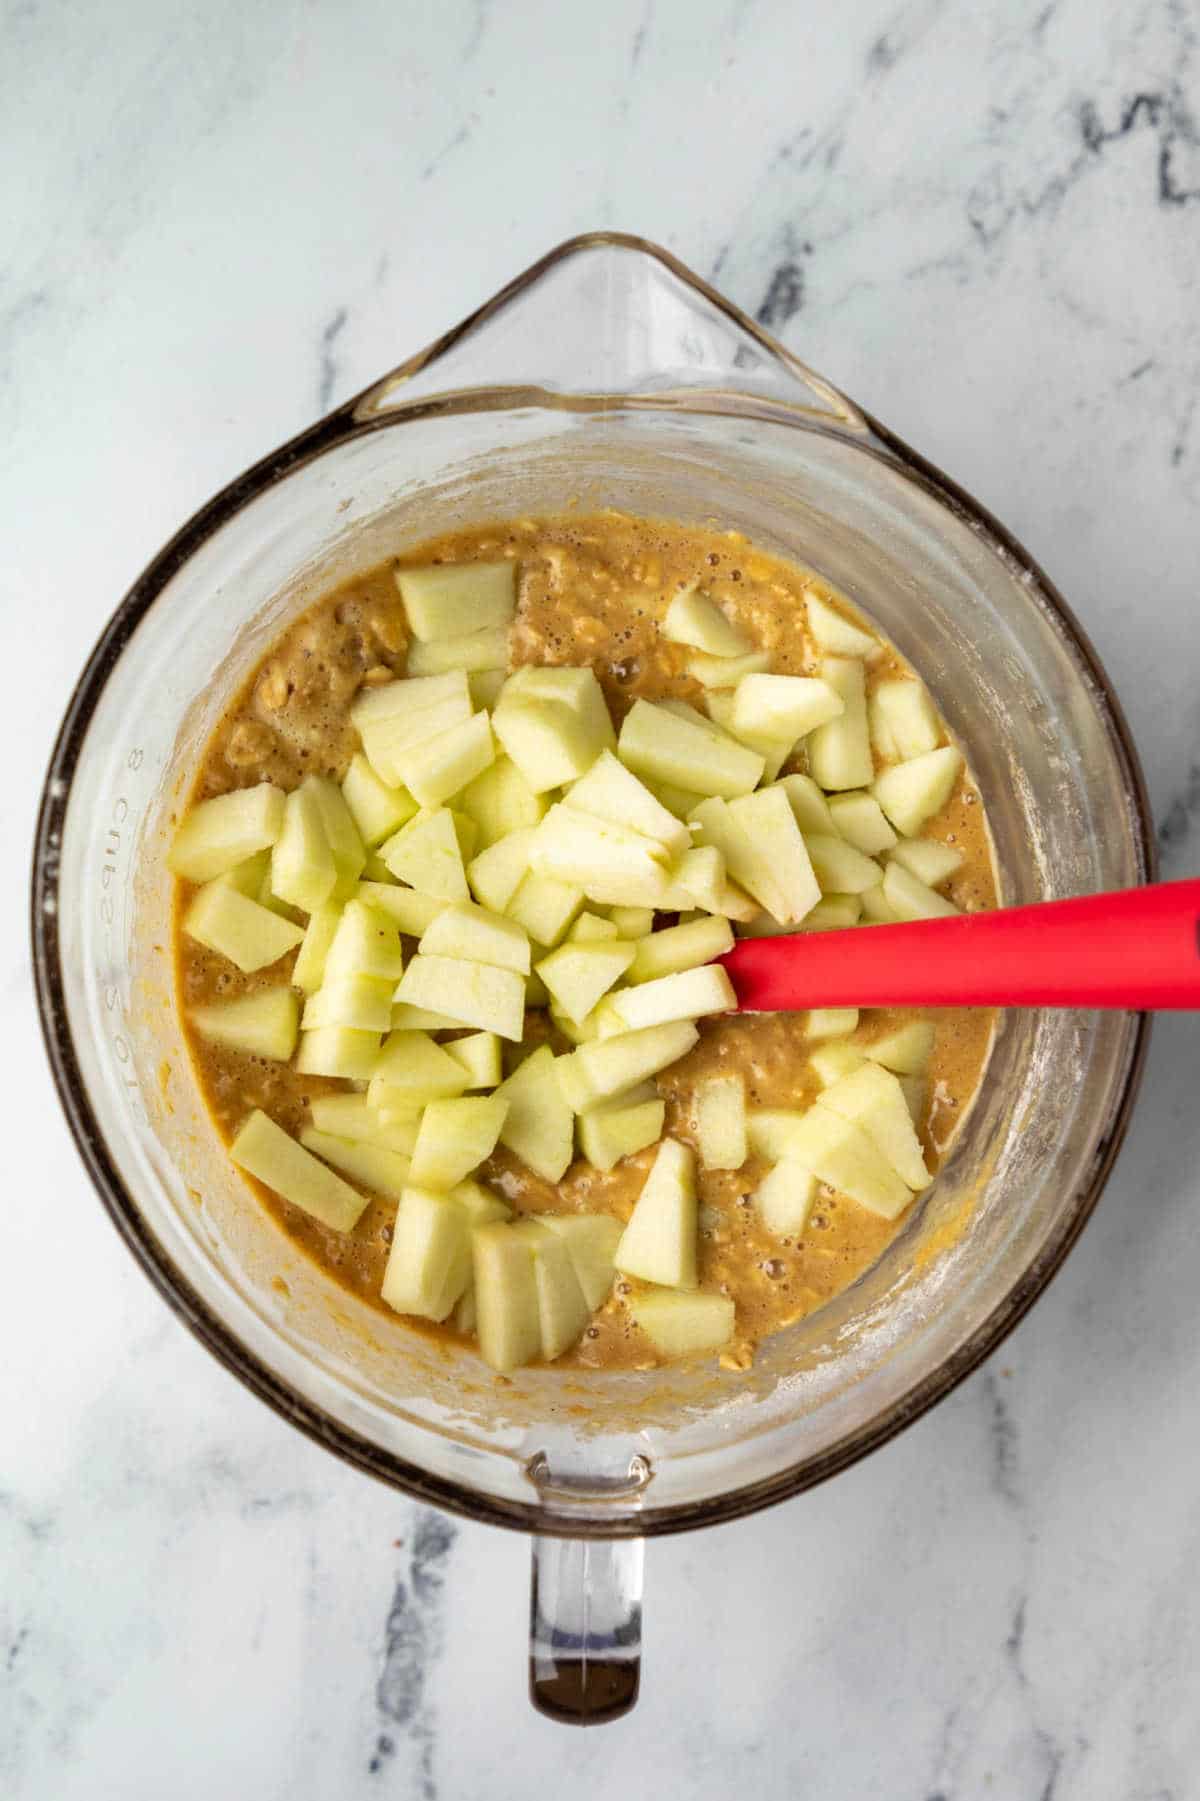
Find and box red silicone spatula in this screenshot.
[719,879,1200,1012]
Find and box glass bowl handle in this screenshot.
[529,1532,645,1725]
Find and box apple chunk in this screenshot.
[864,1020,934,1075]
[529,804,673,908]
[443,1031,502,1089]
[627,916,733,983]
[882,860,959,922]
[871,678,941,759]
[458,755,547,848]
[630,1291,735,1357]
[534,1214,622,1309]
[776,1103,912,1219]
[806,591,879,659]
[169,783,286,882]
[395,953,525,1041]
[694,1075,747,1170]
[609,964,735,1031]
[536,941,636,1022]
[618,698,764,798]
[808,657,873,791]
[409,1095,509,1190]
[379,808,470,901]
[190,987,298,1061]
[495,1044,575,1182]
[395,711,496,810]
[395,561,516,640]
[662,587,750,656]
[731,673,844,743]
[566,750,691,858]
[614,1138,698,1289]
[472,1222,541,1370]
[827,791,898,856]
[755,1160,818,1235]
[555,1021,700,1111]
[231,1109,368,1231]
[491,667,616,792]
[872,746,963,836]
[888,838,963,888]
[419,900,531,974]
[369,1030,472,1104]
[819,1062,930,1190]
[578,1094,665,1171]
[512,1221,591,1361]
[299,1128,411,1200]
[381,1186,473,1321]
[294,1026,381,1080]
[183,881,304,973]
[406,625,509,675]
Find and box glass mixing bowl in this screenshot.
[32,235,1152,1723]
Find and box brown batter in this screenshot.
[173,513,997,1370]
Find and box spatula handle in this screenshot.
[720,879,1200,1012]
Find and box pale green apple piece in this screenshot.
[443,1031,503,1089]
[754,1160,818,1235]
[732,673,843,743]
[777,772,837,835]
[806,592,879,659]
[555,1020,700,1111]
[694,1075,747,1170]
[536,941,636,1022]
[534,1214,623,1310]
[495,1044,575,1182]
[168,782,286,883]
[610,964,735,1032]
[888,837,963,888]
[301,974,395,1033]
[869,688,900,762]
[472,1222,541,1370]
[505,870,585,948]
[685,649,772,689]
[746,1109,810,1162]
[270,782,337,913]
[568,911,620,943]
[808,657,873,792]
[806,1008,859,1040]
[578,1096,665,1171]
[801,893,863,931]
[491,667,616,793]
[231,1109,367,1231]
[614,1138,698,1289]
[190,987,299,1061]
[618,698,764,798]
[457,755,547,848]
[309,1094,421,1155]
[299,1127,412,1200]
[565,750,691,858]
[529,803,674,908]
[872,677,941,759]
[409,1095,509,1189]
[379,807,469,901]
[802,833,882,895]
[381,1186,473,1321]
[819,1062,930,1190]
[419,899,531,974]
[608,905,654,939]
[395,954,525,1041]
[872,746,963,837]
[183,880,305,973]
[350,669,471,733]
[777,1102,913,1218]
[395,561,516,641]
[292,902,343,994]
[406,625,509,675]
[356,882,446,937]
[394,711,496,810]
[369,1030,472,1102]
[809,1042,868,1087]
[294,1026,382,1080]
[627,915,734,983]
[630,1290,735,1357]
[323,899,406,985]
[390,1001,471,1032]
[882,860,960,922]
[725,786,823,924]
[661,586,750,656]
[859,882,898,923]
[446,1179,511,1227]
[827,791,899,856]
[865,1020,935,1075]
[308,775,366,898]
[511,1221,591,1361]
[467,826,538,913]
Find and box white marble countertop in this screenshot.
[5,0,1200,1794]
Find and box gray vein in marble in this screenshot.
[1157,756,1200,862]
[369,1510,457,1791]
[461,0,487,62]
[421,123,472,184]
[318,307,348,414]
[982,1368,1021,1509]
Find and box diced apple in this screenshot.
[340,754,416,849]
[775,1103,913,1218]
[662,586,750,656]
[419,900,531,974]
[568,911,620,943]
[556,1021,700,1111]
[610,964,734,1031]
[443,1031,502,1089]
[322,898,407,986]
[466,826,537,913]
[899,1073,927,1126]
[869,689,899,762]
[183,880,305,973]
[806,1007,859,1040]
[354,672,474,788]
[369,1030,471,1102]
[469,668,506,709]
[724,787,822,925]
[754,1160,818,1235]
[778,773,836,835]
[395,954,524,1041]
[627,916,733,984]
[505,871,585,948]
[452,1286,477,1335]
[309,1093,421,1155]
[458,755,546,848]
[472,1222,541,1370]
[732,674,843,744]
[299,1127,411,1200]
[529,803,673,908]
[536,941,635,1022]
[409,1095,509,1189]
[694,1075,747,1170]
[827,791,898,855]
[390,1002,468,1032]
[808,657,873,791]
[630,1291,735,1357]
[551,1008,601,1046]
[406,625,509,675]
[169,783,286,882]
[534,1214,622,1309]
[382,1186,473,1321]
[801,894,863,931]
[872,678,941,759]
[512,1221,591,1361]
[391,711,495,810]
[578,1095,665,1171]
[641,776,707,820]
[270,782,337,913]
[190,987,299,1060]
[294,1026,381,1080]
[355,881,445,937]
[809,1042,867,1087]
[231,1109,367,1231]
[859,883,898,924]
[379,807,469,901]
[888,838,963,888]
[302,974,395,1032]
[491,667,616,792]
[687,649,772,689]
[395,561,516,641]
[865,1020,935,1075]
[618,699,764,798]
[567,750,691,858]
[614,1138,698,1288]
[806,592,879,659]
[882,860,959,921]
[660,844,724,914]
[608,905,654,939]
[873,746,963,836]
[494,1044,575,1181]
[445,1179,511,1228]
[819,1062,930,1190]
[746,1109,808,1161]
[803,833,882,895]
[308,775,366,898]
